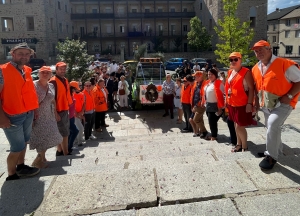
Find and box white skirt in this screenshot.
[174,98,182,109]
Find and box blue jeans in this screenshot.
[3,111,34,152]
[68,117,79,152]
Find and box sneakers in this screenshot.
[259,155,277,170]
[16,165,40,177]
[90,135,97,140]
[6,173,20,181]
[200,131,208,139]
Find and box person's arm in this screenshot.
[0,69,11,128]
[281,65,300,104]
[244,71,255,113]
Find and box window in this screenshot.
[145,9,150,13]
[0,0,6,4]
[285,46,293,54]
[171,25,175,35]
[183,8,187,12]
[66,24,69,33]
[273,24,276,31]
[285,30,290,38]
[158,8,163,12]
[296,30,300,38]
[272,36,276,42]
[58,1,61,10]
[286,19,291,26]
[132,8,137,13]
[267,25,269,31]
[105,7,112,13]
[59,23,62,32]
[297,18,300,24]
[120,25,125,33]
[183,25,187,32]
[106,25,111,33]
[26,17,34,31]
[1,17,14,31]
[170,8,175,12]
[50,18,53,31]
[299,46,300,55]
[200,2,202,10]
[25,0,33,3]
[250,17,256,28]
[133,25,137,32]
[65,5,67,13]
[92,9,97,13]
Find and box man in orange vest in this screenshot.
[49,62,73,156]
[0,43,40,181]
[252,40,300,170]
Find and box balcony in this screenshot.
[128,12,195,18]
[71,13,114,19]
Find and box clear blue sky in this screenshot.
[268,0,300,14]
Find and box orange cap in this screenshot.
[229,52,242,59]
[69,81,80,90]
[39,66,52,73]
[251,40,270,50]
[192,71,203,77]
[56,61,67,67]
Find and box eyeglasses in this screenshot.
[229,58,239,62]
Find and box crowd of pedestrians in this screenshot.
[1,40,300,182]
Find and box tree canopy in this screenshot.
[214,0,255,66]
[56,39,94,81]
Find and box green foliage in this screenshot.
[214,0,255,66]
[150,52,165,62]
[56,38,94,82]
[187,16,212,56]
[151,37,165,52]
[172,37,182,52]
[134,44,147,61]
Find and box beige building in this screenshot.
[267,5,300,57]
[0,0,72,64]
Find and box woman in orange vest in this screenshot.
[225,52,255,152]
[180,77,192,130]
[201,68,225,141]
[92,78,109,132]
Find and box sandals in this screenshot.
[231,145,248,153]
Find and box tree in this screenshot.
[214,0,255,66]
[151,37,164,52]
[187,16,211,57]
[134,43,147,61]
[56,38,94,81]
[172,37,182,52]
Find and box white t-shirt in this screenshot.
[204,81,225,103]
[109,63,118,74]
[193,65,201,71]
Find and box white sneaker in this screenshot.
[90,135,97,140]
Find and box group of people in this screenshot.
[162,40,300,171]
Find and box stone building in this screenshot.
[0,0,72,64]
[267,5,300,57]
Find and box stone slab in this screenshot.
[237,157,300,190]
[235,193,300,216]
[0,176,55,216]
[156,161,257,204]
[137,199,240,216]
[91,210,136,216]
[38,169,157,215]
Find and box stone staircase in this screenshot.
[1,109,300,216]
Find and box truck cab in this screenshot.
[132,58,165,105]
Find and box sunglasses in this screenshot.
[229,58,239,62]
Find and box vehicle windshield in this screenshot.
[136,64,163,78]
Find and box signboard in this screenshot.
[1,38,38,44]
[140,84,164,104]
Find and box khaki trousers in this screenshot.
[193,106,207,133]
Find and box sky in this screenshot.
[268,0,300,14]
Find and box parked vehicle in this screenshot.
[171,65,193,81]
[27,58,46,70]
[164,58,189,71]
[31,65,56,80]
[132,58,165,105]
[190,58,212,69]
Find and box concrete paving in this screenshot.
[0,105,300,215]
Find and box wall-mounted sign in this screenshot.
[1,38,38,44]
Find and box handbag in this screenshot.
[206,102,218,112]
[119,89,125,95]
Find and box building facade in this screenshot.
[0,0,72,64]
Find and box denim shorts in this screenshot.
[3,111,34,152]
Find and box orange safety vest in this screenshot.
[92,86,108,112]
[50,76,73,112]
[190,81,204,107]
[201,79,225,108]
[82,89,95,111]
[252,57,299,108]
[0,63,39,115]
[225,67,249,107]
[180,84,192,104]
[73,92,85,113]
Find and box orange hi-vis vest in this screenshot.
[190,81,203,107]
[50,76,72,112]
[0,63,38,115]
[82,89,95,112]
[252,57,299,109]
[92,86,108,112]
[180,84,192,104]
[201,79,225,109]
[73,92,85,113]
[225,67,249,107]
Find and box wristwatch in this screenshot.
[287,94,293,99]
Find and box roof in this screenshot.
[267,5,300,21]
[282,8,300,19]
